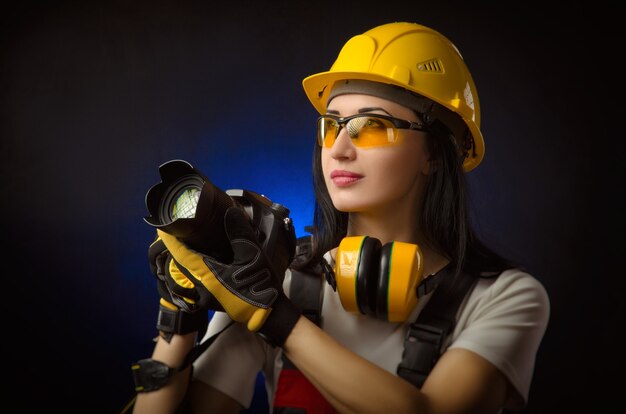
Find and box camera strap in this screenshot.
[131,320,234,393]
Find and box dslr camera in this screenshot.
[144,159,296,277]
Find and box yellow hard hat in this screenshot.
[302,22,484,171]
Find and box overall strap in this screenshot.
[396,266,478,388]
[284,237,481,391]
[281,236,325,371]
[288,249,324,326]
[273,237,337,413]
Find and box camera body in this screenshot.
[225,188,296,276]
[144,159,296,277]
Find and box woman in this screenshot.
[132,21,550,414]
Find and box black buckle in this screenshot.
[131,358,174,393]
[156,305,208,336]
[397,322,446,388]
[320,258,336,291]
[416,276,437,297]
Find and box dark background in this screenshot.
[2,1,624,412]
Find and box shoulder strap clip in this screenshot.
[397,265,478,389]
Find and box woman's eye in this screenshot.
[365,118,385,128]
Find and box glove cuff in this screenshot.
[257,293,301,347]
[156,305,209,339]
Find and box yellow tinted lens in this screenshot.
[318,117,339,147]
[347,116,397,147]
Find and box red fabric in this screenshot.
[273,369,338,414]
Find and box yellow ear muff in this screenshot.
[335,236,367,315]
[384,241,423,322]
[335,236,424,322]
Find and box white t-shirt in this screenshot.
[192,264,550,412]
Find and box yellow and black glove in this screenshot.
[158,206,301,347]
[148,236,209,342]
[132,237,219,394]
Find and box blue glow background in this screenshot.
[2,1,624,412]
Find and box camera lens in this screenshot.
[155,174,204,225]
[145,159,295,265]
[146,160,236,260]
[172,187,201,220]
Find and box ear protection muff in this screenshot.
[334,235,424,322]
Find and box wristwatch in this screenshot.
[131,358,174,392]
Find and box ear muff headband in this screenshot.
[357,236,382,316]
[376,242,393,320]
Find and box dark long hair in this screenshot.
[294,109,515,279]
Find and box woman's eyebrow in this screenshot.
[325,107,393,116]
[358,107,392,116]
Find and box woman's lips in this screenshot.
[330,170,363,187]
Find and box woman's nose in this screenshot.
[327,127,357,160]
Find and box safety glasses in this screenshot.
[317,113,426,148]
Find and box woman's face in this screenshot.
[322,93,431,217]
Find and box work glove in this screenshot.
[130,237,214,394]
[148,236,209,342]
[158,206,301,347]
